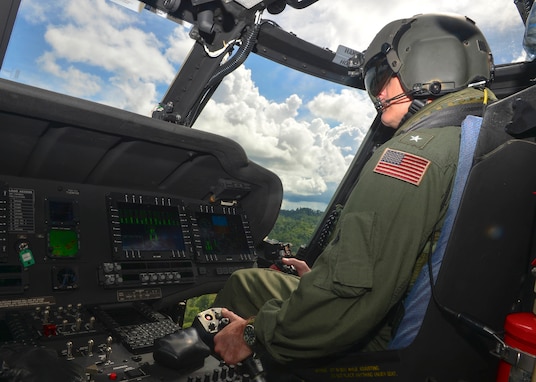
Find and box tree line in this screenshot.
[267,207,324,250]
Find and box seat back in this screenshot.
[388,114,484,349]
[392,139,536,382]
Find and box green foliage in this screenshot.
[267,208,324,249]
[182,293,216,328]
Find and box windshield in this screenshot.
[0,0,527,211]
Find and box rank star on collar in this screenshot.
[400,131,434,148]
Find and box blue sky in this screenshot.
[0,0,527,211]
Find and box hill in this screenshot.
[266,208,324,250]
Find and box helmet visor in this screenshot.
[364,54,394,99]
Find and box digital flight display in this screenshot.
[117,202,186,252]
[46,199,80,258]
[48,200,76,224]
[48,228,79,257]
[195,212,250,256]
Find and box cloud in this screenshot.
[195,66,375,202]
[20,0,61,25]
[269,0,525,62]
[165,26,195,64]
[28,0,182,113]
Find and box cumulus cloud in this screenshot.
[26,0,182,112]
[165,26,195,64]
[36,51,103,97]
[195,66,375,200]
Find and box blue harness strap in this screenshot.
[389,115,483,349]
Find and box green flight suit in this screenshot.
[213,87,495,364]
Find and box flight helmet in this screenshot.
[363,13,494,106]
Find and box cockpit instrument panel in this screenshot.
[0,175,258,308]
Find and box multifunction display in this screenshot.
[108,193,193,261]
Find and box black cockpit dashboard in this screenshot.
[0,76,282,381]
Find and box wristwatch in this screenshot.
[243,317,256,347]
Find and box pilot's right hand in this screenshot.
[281,257,310,277]
[213,308,253,365]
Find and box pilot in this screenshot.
[155,13,496,374]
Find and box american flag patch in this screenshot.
[373,148,431,186]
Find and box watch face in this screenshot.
[244,324,256,347]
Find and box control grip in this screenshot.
[193,307,266,381]
[273,259,298,275]
[192,307,229,349]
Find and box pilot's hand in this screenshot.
[282,257,310,277]
[213,308,253,365]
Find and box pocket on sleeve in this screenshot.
[318,211,377,297]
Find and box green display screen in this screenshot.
[117,202,185,251]
[48,228,79,257]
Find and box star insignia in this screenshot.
[409,135,423,142]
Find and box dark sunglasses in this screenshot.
[364,55,395,98]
